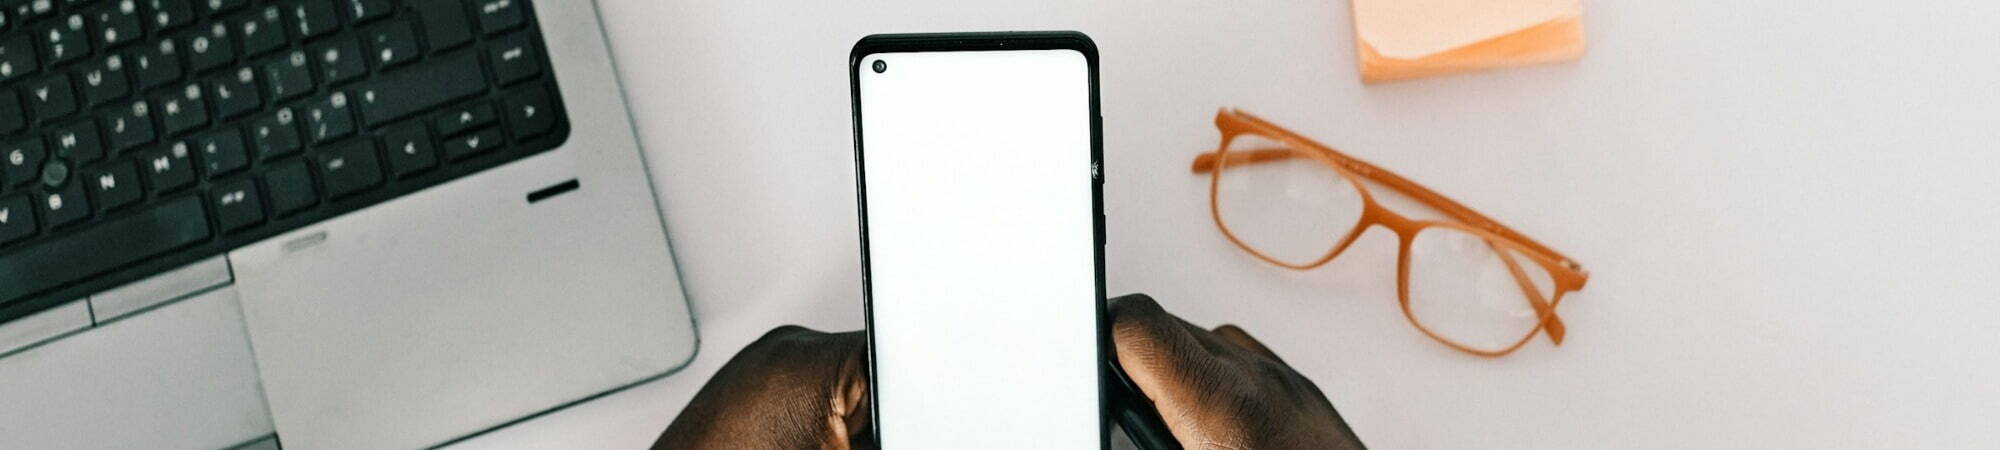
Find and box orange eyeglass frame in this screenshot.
[1193,109,1590,356]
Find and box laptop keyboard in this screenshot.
[0,0,570,324]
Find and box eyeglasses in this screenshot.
[1192,109,1589,357]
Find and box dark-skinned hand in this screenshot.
[654,294,1363,449]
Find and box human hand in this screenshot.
[1110,294,1366,449]
[653,326,873,450]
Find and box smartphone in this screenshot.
[850,32,1107,448]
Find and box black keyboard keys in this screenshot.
[0,194,32,245]
[488,35,538,86]
[49,120,104,163]
[194,129,247,175]
[362,19,416,69]
[473,0,521,35]
[0,195,211,305]
[149,0,196,31]
[235,5,284,56]
[251,107,300,159]
[208,179,261,232]
[83,159,141,211]
[411,0,470,52]
[441,127,497,160]
[314,37,363,84]
[304,91,352,143]
[263,50,312,102]
[432,102,492,137]
[289,0,339,38]
[315,140,378,198]
[133,39,183,90]
[504,85,553,139]
[4,139,44,188]
[357,53,484,126]
[211,67,259,119]
[381,122,434,177]
[0,35,35,83]
[106,99,154,153]
[262,160,313,214]
[157,83,209,136]
[138,141,194,191]
[185,22,235,72]
[24,76,77,122]
[79,54,129,107]
[344,0,390,24]
[200,0,248,15]
[93,1,145,49]
[40,15,88,64]
[40,181,88,227]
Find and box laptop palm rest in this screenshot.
[228,157,697,449]
[0,287,275,449]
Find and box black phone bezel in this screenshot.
[848,31,1108,448]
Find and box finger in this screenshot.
[656,326,870,449]
[1108,294,1226,444]
[1212,324,1286,365]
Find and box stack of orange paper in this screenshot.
[1350,0,1586,83]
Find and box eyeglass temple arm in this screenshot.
[1192,148,1581,273]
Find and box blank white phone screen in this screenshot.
[857,48,1099,448]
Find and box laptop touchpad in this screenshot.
[228,163,696,449]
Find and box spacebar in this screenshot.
[0,196,211,305]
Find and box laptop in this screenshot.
[0,0,697,448]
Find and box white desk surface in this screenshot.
[456,1,2000,448]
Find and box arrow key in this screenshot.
[442,127,501,160]
[381,123,435,178]
[0,194,33,246]
[431,102,494,137]
[504,86,554,140]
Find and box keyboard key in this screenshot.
[11,0,53,22]
[0,194,32,245]
[304,91,352,143]
[79,54,129,107]
[137,141,194,191]
[412,0,470,52]
[473,0,521,35]
[362,19,416,69]
[3,139,43,188]
[488,35,538,86]
[432,101,492,137]
[288,0,339,38]
[208,179,261,232]
[185,22,235,72]
[0,195,211,305]
[380,122,433,177]
[133,39,183,90]
[263,50,313,102]
[315,140,378,198]
[92,0,145,49]
[262,160,313,214]
[0,35,35,83]
[199,0,247,15]
[251,107,300,159]
[357,53,485,126]
[105,99,155,153]
[313,37,364,84]
[40,15,89,64]
[344,0,390,24]
[24,76,77,122]
[39,181,89,227]
[211,67,259,119]
[194,128,247,176]
[48,120,104,163]
[0,90,20,134]
[83,159,141,211]
[235,6,285,56]
[147,0,195,31]
[156,83,208,136]
[441,126,498,160]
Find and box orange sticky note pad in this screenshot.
[1350,0,1585,83]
